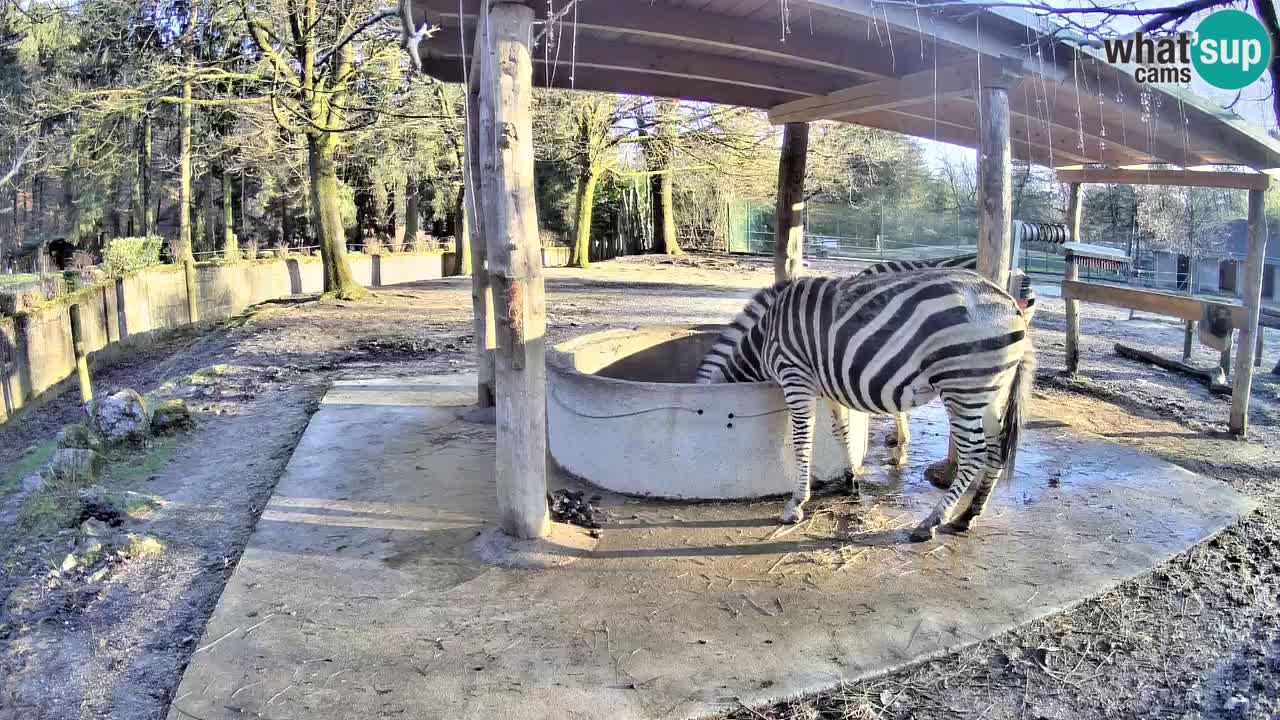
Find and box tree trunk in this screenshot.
[193,172,206,256]
[402,173,420,251]
[279,194,290,249]
[773,122,809,283]
[571,164,601,268]
[659,166,680,255]
[175,80,195,264]
[222,169,238,261]
[307,134,362,298]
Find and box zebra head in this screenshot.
[694,283,784,384]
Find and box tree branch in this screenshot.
[0,139,34,190]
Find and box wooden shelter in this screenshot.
[411,0,1280,539]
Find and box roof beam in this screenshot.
[769,56,1022,125]
[418,55,803,109]
[427,25,842,100]
[414,0,926,81]
[805,0,1067,82]
[1056,167,1273,190]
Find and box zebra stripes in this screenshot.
[696,269,1035,541]
[857,254,1037,469]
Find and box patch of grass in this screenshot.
[0,440,56,496]
[14,436,177,537]
[0,273,40,288]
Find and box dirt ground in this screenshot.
[1,253,1278,720]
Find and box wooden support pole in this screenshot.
[1063,183,1083,374]
[1183,321,1195,362]
[1230,188,1268,437]
[1256,328,1263,367]
[773,122,809,284]
[466,19,496,409]
[69,304,92,403]
[183,258,198,324]
[976,85,1013,290]
[479,1,549,539]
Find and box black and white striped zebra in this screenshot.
[696,269,1035,542]
[857,254,1037,470]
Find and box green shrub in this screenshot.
[102,236,163,277]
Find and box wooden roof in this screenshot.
[414,0,1280,172]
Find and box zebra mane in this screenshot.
[694,281,787,384]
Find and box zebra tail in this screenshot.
[999,345,1036,481]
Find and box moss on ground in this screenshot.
[13,436,176,537]
[0,441,56,496]
[189,364,231,384]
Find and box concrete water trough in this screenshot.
[546,326,868,499]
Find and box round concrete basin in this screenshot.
[546,326,867,499]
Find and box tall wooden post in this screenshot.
[773,122,808,284]
[479,1,549,539]
[183,259,199,324]
[466,20,496,409]
[1182,321,1195,362]
[69,304,93,403]
[1230,188,1268,436]
[976,84,1013,290]
[1064,183,1084,374]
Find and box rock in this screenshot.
[20,474,44,493]
[122,534,164,559]
[79,517,112,538]
[86,389,151,443]
[46,448,105,488]
[150,399,193,434]
[56,423,104,452]
[76,486,124,526]
[1224,695,1249,714]
[87,567,110,584]
[60,553,79,573]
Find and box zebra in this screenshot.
[695,268,1035,542]
[857,254,1036,472]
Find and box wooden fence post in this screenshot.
[1182,321,1195,361]
[1063,183,1084,374]
[480,1,549,539]
[1230,188,1268,436]
[69,304,93,403]
[773,122,808,284]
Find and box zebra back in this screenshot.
[857,253,977,276]
[695,283,785,384]
[861,252,1037,322]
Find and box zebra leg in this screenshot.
[909,413,988,542]
[780,392,818,524]
[888,413,909,467]
[829,403,860,496]
[948,424,1007,532]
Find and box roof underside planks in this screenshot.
[414,0,1280,172]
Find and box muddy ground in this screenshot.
[1,253,1278,720]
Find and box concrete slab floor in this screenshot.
[168,374,1252,720]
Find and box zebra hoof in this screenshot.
[943,519,972,534]
[779,504,804,524]
[924,461,956,489]
[909,525,935,543]
[888,450,908,468]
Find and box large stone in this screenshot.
[151,399,193,434]
[46,448,105,488]
[86,389,151,443]
[56,423,104,452]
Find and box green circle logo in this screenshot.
[1192,9,1272,90]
